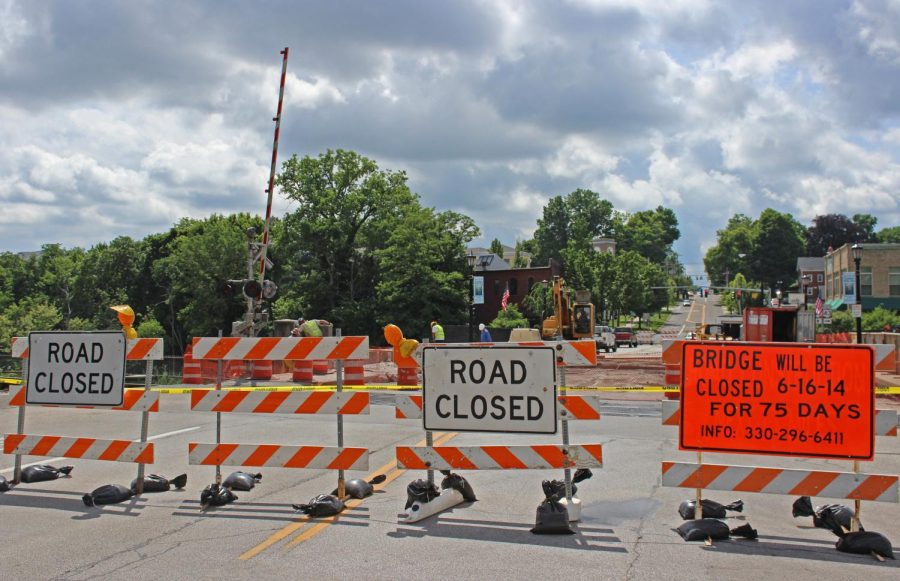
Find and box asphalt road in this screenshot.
[2,390,898,580]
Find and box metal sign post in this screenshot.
[336,328,345,499]
[13,357,28,484]
[135,358,152,494]
[558,363,572,502]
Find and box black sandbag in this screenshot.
[222,471,261,492]
[330,474,386,499]
[131,473,187,493]
[730,523,759,540]
[404,479,440,510]
[573,468,593,484]
[835,531,895,559]
[82,484,133,507]
[531,498,574,535]
[792,496,815,517]
[200,483,237,509]
[676,519,731,542]
[0,474,9,492]
[678,499,744,520]
[440,472,477,502]
[815,504,862,537]
[293,494,345,517]
[20,465,73,483]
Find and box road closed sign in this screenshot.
[26,331,126,406]
[680,342,874,460]
[422,346,557,434]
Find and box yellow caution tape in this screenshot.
[0,377,23,385]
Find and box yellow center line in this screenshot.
[238,431,456,560]
[283,430,458,550]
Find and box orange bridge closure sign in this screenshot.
[680,342,874,460]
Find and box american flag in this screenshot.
[815,296,823,316]
[501,287,510,311]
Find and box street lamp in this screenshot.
[852,243,863,344]
[800,274,812,310]
[467,253,477,342]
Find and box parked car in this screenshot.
[614,326,638,348]
[682,299,691,307]
[594,325,617,353]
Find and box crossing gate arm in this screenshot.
[190,389,369,414]
[396,444,603,470]
[188,443,368,470]
[394,394,603,421]
[661,461,898,502]
[191,336,369,361]
[4,434,154,463]
[12,337,164,360]
[661,400,898,437]
[2,385,160,412]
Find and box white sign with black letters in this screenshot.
[27,331,126,406]
[422,346,557,434]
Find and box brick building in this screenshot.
[469,253,562,324]
[823,243,900,310]
[796,256,824,303]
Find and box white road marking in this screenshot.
[0,426,201,474]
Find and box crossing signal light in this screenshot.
[218,279,277,301]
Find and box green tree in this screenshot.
[31,244,85,325]
[876,226,900,243]
[489,238,504,257]
[375,207,479,341]
[137,316,166,338]
[532,189,615,267]
[805,214,876,256]
[749,209,806,293]
[862,306,900,331]
[703,214,754,287]
[490,304,528,328]
[152,214,262,340]
[0,298,62,346]
[276,149,419,327]
[618,206,680,265]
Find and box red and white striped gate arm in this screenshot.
[396,444,603,470]
[12,337,164,360]
[661,400,898,437]
[4,434,154,463]
[661,461,898,502]
[191,336,368,361]
[2,385,160,412]
[393,394,602,421]
[188,443,368,470]
[190,389,369,415]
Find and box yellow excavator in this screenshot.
[541,276,595,340]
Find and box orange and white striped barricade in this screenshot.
[189,333,369,496]
[661,339,683,400]
[393,340,600,523]
[665,341,897,534]
[5,335,163,493]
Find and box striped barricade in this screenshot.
[4,434,154,464]
[190,389,368,415]
[7,336,164,491]
[188,443,368,470]
[188,335,370,496]
[397,444,603,471]
[661,400,898,437]
[662,462,898,502]
[191,336,368,361]
[12,336,163,360]
[2,384,160,412]
[394,394,603,421]
[394,339,598,372]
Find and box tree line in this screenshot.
[0,148,715,353]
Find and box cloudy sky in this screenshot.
[2,0,899,275]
